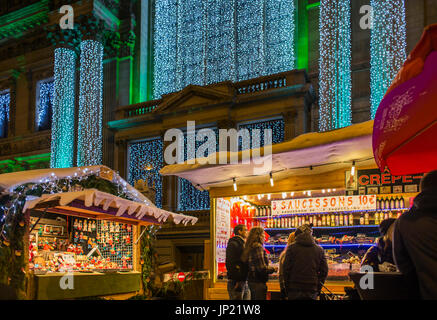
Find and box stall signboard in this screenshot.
[215,198,231,263]
[345,168,424,195]
[272,195,376,215]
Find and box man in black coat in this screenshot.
[225,224,250,300]
[393,170,437,299]
[283,224,328,300]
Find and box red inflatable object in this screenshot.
[373,24,437,175]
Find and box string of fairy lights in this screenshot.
[0,90,10,139]
[51,47,77,168]
[319,0,352,132]
[208,157,370,193]
[370,0,406,119]
[77,39,104,167]
[205,0,236,84]
[153,0,296,99]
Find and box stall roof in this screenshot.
[160,121,376,190]
[23,189,198,226]
[0,165,153,205]
[0,165,198,226]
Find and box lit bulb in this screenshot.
[267,194,271,200]
[303,191,306,195]
[258,194,261,200]
[233,178,237,192]
[328,189,331,192]
[243,196,247,200]
[282,192,286,199]
[270,172,274,187]
[308,191,311,196]
[290,192,294,197]
[322,189,326,193]
[333,189,336,192]
[351,161,356,176]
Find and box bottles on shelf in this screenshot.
[376,196,405,210]
[262,210,405,229]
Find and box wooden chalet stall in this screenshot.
[161,121,421,299]
[0,166,197,299]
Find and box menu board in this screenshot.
[216,198,231,263]
[272,195,377,215]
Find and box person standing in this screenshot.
[241,227,276,300]
[282,224,328,300]
[225,224,250,300]
[278,232,295,299]
[393,170,437,299]
[361,218,397,272]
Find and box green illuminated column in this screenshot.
[48,29,80,168]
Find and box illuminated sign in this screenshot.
[271,195,376,215]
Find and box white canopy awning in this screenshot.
[23,189,198,226]
[160,121,376,190]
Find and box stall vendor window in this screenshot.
[29,211,135,273]
[237,118,284,150]
[177,128,219,211]
[127,138,163,207]
[0,89,10,138]
[35,78,54,131]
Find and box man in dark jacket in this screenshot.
[283,224,328,300]
[393,170,437,299]
[225,224,250,300]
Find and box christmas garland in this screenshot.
[0,169,158,299]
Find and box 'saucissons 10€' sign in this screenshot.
[271,195,377,215]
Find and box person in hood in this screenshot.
[279,232,295,299]
[361,218,397,272]
[393,170,437,299]
[225,224,250,300]
[241,227,276,300]
[282,224,328,300]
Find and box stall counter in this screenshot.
[30,271,141,300]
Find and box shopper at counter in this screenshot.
[279,232,295,299]
[361,218,397,272]
[283,224,328,300]
[393,170,437,299]
[225,224,250,300]
[241,227,277,300]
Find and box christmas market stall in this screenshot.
[0,165,197,299]
[160,120,423,299]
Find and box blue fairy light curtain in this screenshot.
[238,118,285,150]
[0,90,10,138]
[153,0,296,99]
[177,128,219,212]
[36,79,54,131]
[128,138,164,208]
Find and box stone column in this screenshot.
[47,28,80,168]
[77,17,105,166]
